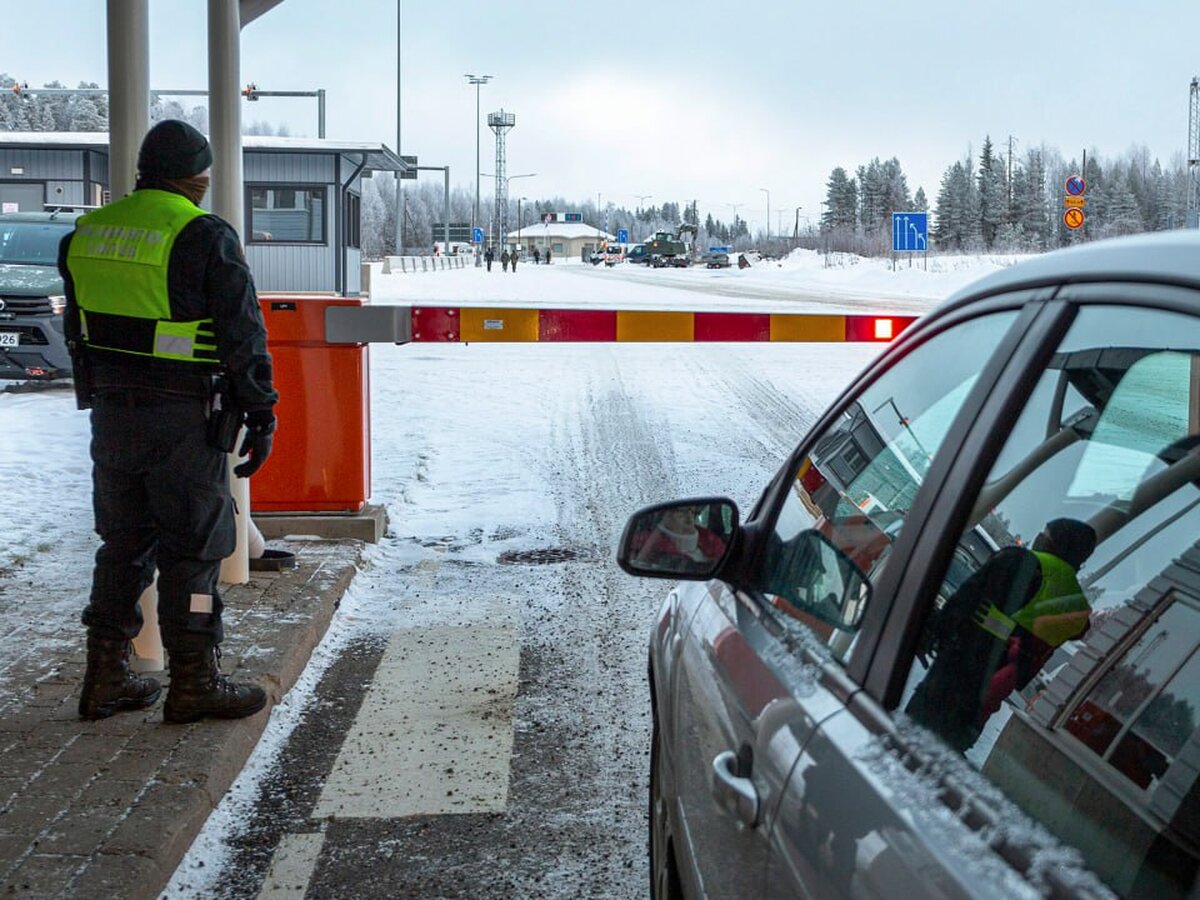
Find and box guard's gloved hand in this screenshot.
[233,409,276,478]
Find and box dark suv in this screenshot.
[0,210,81,380]
[621,231,1200,899]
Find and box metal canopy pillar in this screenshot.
[209,0,251,585]
[106,0,149,200]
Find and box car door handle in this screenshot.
[711,750,759,829]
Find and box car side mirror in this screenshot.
[765,530,872,631]
[617,498,738,581]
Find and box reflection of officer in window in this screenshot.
[906,518,1097,752]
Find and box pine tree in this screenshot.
[821,167,857,231]
[978,137,1007,248]
[913,187,928,212]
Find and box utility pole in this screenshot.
[1007,134,1017,210]
[400,4,410,256]
[1188,77,1200,228]
[464,74,492,240]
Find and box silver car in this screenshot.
[619,231,1200,899]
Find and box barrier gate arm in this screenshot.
[324,305,916,346]
[325,305,414,344]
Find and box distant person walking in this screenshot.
[544,247,552,265]
[484,246,494,272]
[510,249,518,272]
[501,250,510,272]
[532,247,540,265]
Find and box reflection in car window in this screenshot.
[757,311,1018,663]
[900,304,1200,898]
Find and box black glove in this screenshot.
[234,409,276,478]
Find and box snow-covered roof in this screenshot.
[506,222,615,241]
[0,131,408,172]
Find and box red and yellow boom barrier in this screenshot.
[409,308,917,343]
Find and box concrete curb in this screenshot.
[0,539,363,899]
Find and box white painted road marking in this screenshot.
[312,621,520,818]
[255,832,325,899]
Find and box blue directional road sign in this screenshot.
[472,227,485,244]
[617,228,629,244]
[892,212,928,252]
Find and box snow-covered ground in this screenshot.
[365,247,1031,314]
[0,250,1019,891]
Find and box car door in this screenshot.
[669,302,1032,898]
[880,293,1200,897]
[768,291,1200,898]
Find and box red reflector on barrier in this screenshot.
[845,315,915,342]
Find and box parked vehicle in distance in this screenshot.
[0,209,81,380]
[626,244,649,264]
[604,245,624,266]
[704,251,731,268]
[620,231,1200,899]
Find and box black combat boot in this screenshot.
[78,635,163,720]
[163,645,267,724]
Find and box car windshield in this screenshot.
[0,221,73,266]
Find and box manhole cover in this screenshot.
[497,548,581,566]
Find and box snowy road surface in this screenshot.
[162,339,879,898]
[0,255,960,897]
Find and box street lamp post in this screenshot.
[635,193,652,213]
[760,187,770,242]
[793,205,803,240]
[481,172,536,247]
[464,74,491,247]
[518,196,526,251]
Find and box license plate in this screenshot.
[0,331,18,348]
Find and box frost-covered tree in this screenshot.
[913,186,928,212]
[978,137,1007,248]
[821,166,857,231]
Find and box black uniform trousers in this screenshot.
[82,390,235,652]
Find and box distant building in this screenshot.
[506,219,615,261]
[0,132,408,296]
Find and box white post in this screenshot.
[106,1,163,669]
[209,0,251,586]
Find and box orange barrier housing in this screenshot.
[251,295,370,513]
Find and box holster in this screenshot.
[71,349,94,410]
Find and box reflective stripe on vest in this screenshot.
[66,190,217,365]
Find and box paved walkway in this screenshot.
[0,538,363,899]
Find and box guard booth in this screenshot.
[0,131,411,520]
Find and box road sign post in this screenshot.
[1064,174,1087,236]
[617,228,629,244]
[891,211,928,270]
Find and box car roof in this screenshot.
[936,230,1200,317]
[0,210,84,224]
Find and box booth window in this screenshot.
[345,192,361,249]
[246,185,326,244]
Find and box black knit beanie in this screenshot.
[137,120,213,179]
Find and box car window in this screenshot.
[754,310,1019,663]
[0,221,73,265]
[899,303,1200,898]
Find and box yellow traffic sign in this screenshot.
[1064,208,1085,230]
[1064,196,1086,208]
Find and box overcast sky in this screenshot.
[7,1,1200,232]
